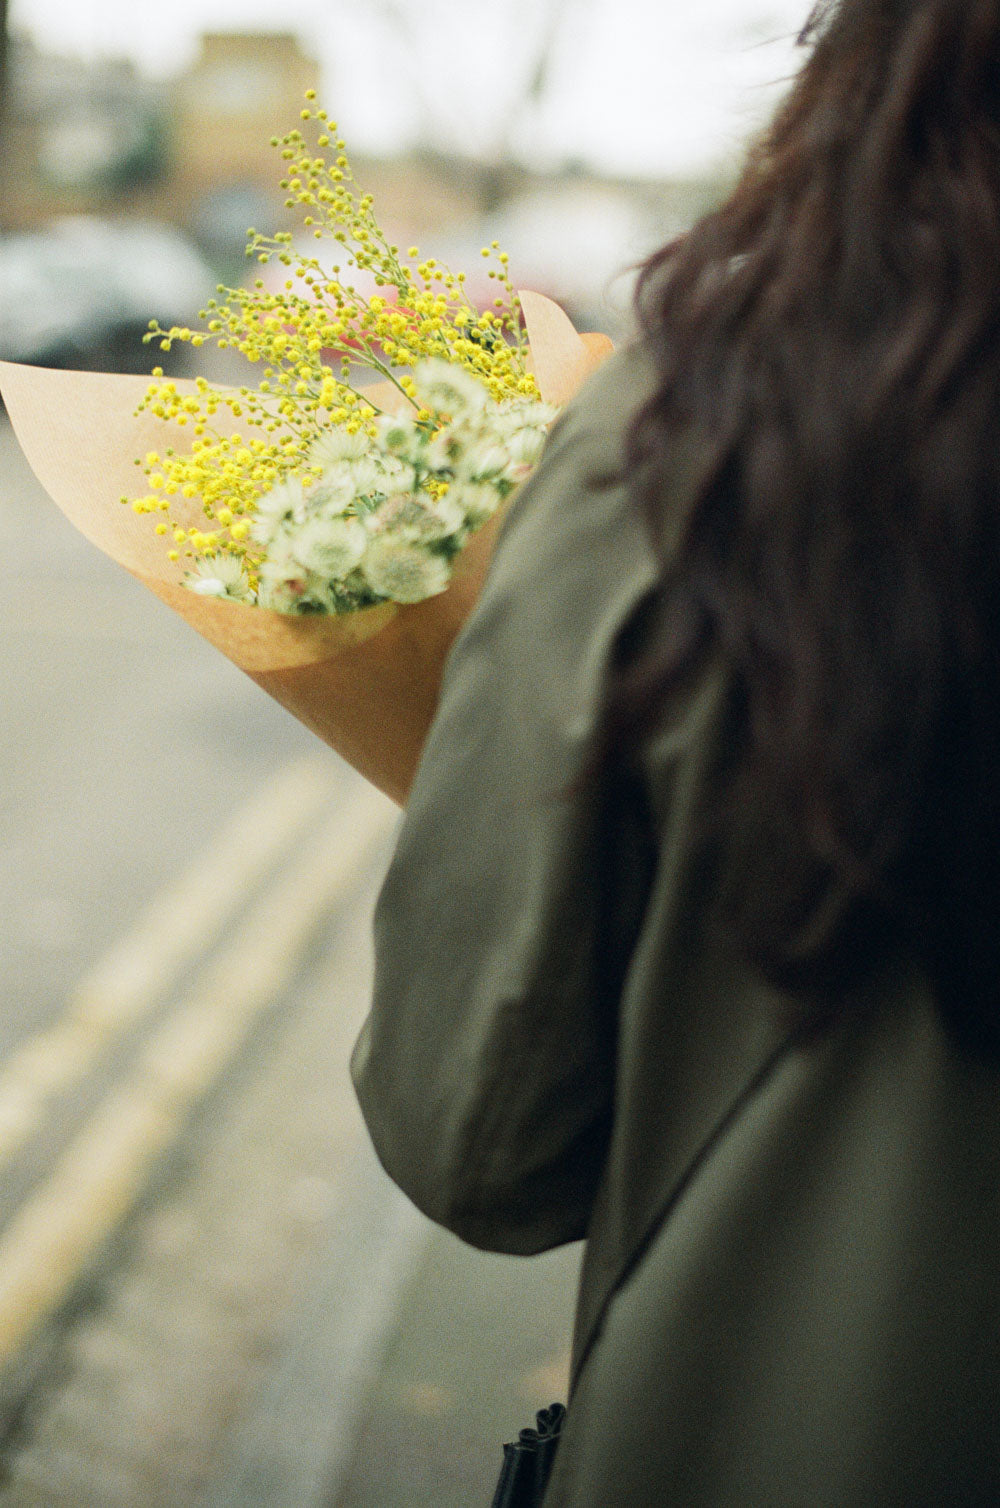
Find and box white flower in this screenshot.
[366,492,462,544]
[374,453,417,495]
[405,495,464,541]
[256,578,300,614]
[427,491,467,537]
[412,358,489,420]
[447,479,502,527]
[501,398,558,432]
[464,441,510,480]
[503,424,547,468]
[424,427,461,474]
[256,557,305,612]
[308,461,362,510]
[186,553,253,600]
[250,477,308,543]
[319,455,381,503]
[375,414,421,455]
[365,493,408,535]
[308,427,373,466]
[256,554,334,614]
[361,536,452,603]
[290,516,368,578]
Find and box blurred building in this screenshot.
[168,31,316,260]
[0,26,726,350]
[0,34,166,231]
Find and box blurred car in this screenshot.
[0,217,216,373]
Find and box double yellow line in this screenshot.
[0,757,397,1361]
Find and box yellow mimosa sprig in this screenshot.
[131,92,538,580]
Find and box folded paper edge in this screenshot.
[0,295,610,675]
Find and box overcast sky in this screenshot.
[10,0,812,175]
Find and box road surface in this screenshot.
[0,413,579,1505]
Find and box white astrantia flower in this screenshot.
[464,442,511,480]
[492,398,558,437]
[255,543,301,587]
[425,491,468,537]
[446,480,503,528]
[256,553,332,614]
[257,575,308,614]
[411,358,490,420]
[360,535,452,603]
[399,498,462,544]
[503,424,548,468]
[186,552,254,600]
[424,428,462,474]
[311,459,367,510]
[350,454,386,497]
[250,477,308,543]
[308,426,373,467]
[374,453,418,496]
[365,494,446,543]
[291,516,368,578]
[375,413,422,455]
[321,454,383,503]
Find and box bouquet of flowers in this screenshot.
[0,98,612,802]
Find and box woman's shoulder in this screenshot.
[534,337,659,472]
[484,339,660,604]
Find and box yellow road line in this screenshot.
[0,779,396,1362]
[0,754,342,1165]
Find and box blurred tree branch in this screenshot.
[360,0,574,160]
[346,0,577,213]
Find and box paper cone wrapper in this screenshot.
[0,293,611,804]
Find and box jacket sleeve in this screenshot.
[350,348,661,1254]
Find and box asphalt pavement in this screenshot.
[0,413,581,1505]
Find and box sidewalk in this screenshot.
[0,797,580,1507]
[207,1144,580,1508]
[330,1214,579,1507]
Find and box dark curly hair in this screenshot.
[613,0,1000,1047]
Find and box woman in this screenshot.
[352,1,1000,1502]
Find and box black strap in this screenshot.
[490,1403,567,1508]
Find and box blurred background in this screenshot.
[0,4,808,1505]
[0,0,809,364]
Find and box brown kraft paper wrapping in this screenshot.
[0,291,612,804]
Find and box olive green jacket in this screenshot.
[351,346,1000,1505]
